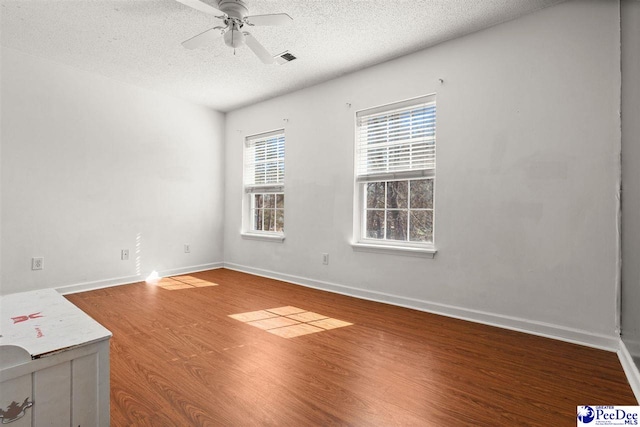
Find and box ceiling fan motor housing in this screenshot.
[217,0,248,20]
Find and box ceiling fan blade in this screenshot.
[243,32,275,64]
[175,0,226,17]
[182,27,224,49]
[245,13,293,26]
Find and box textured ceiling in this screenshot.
[1,0,566,112]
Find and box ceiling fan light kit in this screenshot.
[177,0,293,64]
[223,24,245,48]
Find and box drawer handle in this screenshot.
[0,398,34,424]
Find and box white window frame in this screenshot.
[352,95,437,257]
[242,129,285,242]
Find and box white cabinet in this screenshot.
[0,290,111,426]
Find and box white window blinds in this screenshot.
[356,95,436,181]
[244,130,285,193]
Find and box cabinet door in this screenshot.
[0,373,33,427]
[33,362,71,427]
[72,353,98,426]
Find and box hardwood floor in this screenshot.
[65,269,637,426]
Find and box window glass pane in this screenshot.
[254,209,263,231]
[254,145,266,163]
[278,161,285,181]
[263,194,275,209]
[275,209,284,232]
[366,182,385,209]
[257,163,268,184]
[265,163,278,183]
[410,179,433,209]
[389,112,409,141]
[386,210,408,241]
[266,139,278,159]
[276,194,284,209]
[410,210,433,242]
[387,181,408,209]
[366,210,385,239]
[254,194,263,209]
[389,146,411,170]
[366,146,388,174]
[264,209,274,231]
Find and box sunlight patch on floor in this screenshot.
[229,306,353,338]
[148,275,219,290]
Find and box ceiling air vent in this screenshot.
[274,51,297,65]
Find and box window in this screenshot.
[354,95,436,251]
[244,130,285,237]
[250,193,284,233]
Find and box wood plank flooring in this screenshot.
[65,268,637,426]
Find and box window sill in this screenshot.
[241,232,285,243]
[351,242,436,258]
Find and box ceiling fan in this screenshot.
[176,0,292,64]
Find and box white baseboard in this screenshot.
[156,262,224,279]
[624,339,640,358]
[223,262,620,352]
[618,339,640,403]
[56,262,224,295]
[56,274,143,295]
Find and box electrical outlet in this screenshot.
[184,244,190,253]
[32,257,44,270]
[121,249,129,261]
[322,253,329,265]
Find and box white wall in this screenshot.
[224,0,622,345]
[0,50,3,297]
[0,48,225,295]
[621,0,640,359]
